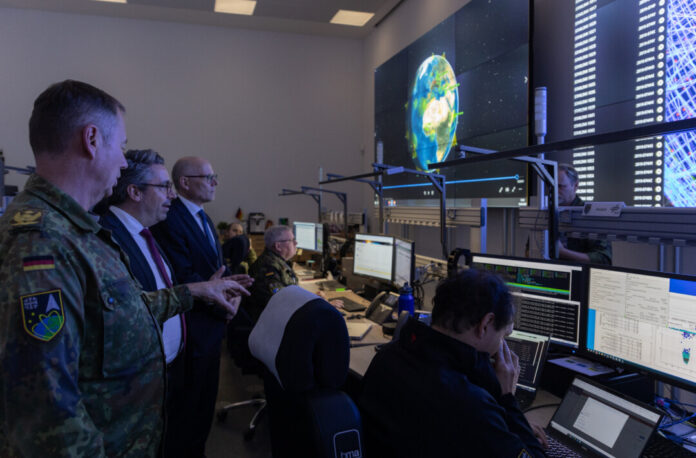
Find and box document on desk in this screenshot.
[347,322,373,341]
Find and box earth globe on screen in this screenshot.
[406,54,459,172]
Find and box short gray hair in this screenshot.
[264,225,292,249]
[109,149,165,206]
[558,163,579,186]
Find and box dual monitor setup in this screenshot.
[293,221,416,291]
[470,253,696,394]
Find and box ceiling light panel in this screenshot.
[215,0,257,15]
[330,9,374,27]
[93,0,127,3]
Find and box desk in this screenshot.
[524,390,561,427]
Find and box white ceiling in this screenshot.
[0,0,404,38]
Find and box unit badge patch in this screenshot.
[20,289,65,341]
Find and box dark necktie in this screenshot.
[140,227,186,347]
[198,209,217,251]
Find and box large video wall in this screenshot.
[374,0,531,208]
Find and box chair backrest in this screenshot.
[249,285,362,457]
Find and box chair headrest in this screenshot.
[249,285,349,391]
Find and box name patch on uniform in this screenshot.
[22,256,55,272]
[20,289,65,342]
[11,209,43,227]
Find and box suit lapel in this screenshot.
[173,198,221,269]
[101,211,158,291]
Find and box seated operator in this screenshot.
[556,163,612,264]
[244,225,342,321]
[359,269,547,457]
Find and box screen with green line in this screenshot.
[471,254,586,348]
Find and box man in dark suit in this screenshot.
[98,149,189,457]
[152,156,231,457]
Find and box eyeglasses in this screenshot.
[139,182,174,192]
[277,238,297,244]
[185,174,218,183]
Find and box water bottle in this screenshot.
[398,282,415,316]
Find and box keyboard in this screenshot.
[642,434,696,457]
[332,296,366,312]
[544,434,582,458]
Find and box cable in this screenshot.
[522,402,560,414]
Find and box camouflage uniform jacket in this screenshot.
[244,249,298,321]
[564,196,613,265]
[0,175,193,457]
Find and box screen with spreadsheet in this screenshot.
[293,222,318,252]
[353,234,395,282]
[586,266,696,389]
[470,254,586,347]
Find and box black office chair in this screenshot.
[248,285,363,458]
[216,307,267,441]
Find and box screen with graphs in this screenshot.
[534,0,696,207]
[586,266,696,389]
[471,254,586,347]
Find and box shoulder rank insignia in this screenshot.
[11,209,43,227]
[23,255,55,272]
[20,289,65,342]
[517,449,532,458]
[266,272,275,277]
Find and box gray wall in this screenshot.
[0,7,365,225]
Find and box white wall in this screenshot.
[0,7,365,226]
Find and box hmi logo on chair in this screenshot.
[334,429,362,458]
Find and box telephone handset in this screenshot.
[365,291,399,324]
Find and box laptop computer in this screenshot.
[544,377,663,457]
[505,330,550,410]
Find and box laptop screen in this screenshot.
[549,378,662,457]
[505,330,550,392]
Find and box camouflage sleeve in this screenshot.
[254,264,287,308]
[143,284,193,325]
[0,231,106,456]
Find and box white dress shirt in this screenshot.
[110,206,183,364]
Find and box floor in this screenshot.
[206,343,272,458]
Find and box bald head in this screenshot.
[172,156,218,205]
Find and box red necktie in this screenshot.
[140,227,186,348]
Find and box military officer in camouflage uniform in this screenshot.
[0,80,248,457]
[556,164,612,265]
[245,225,300,321]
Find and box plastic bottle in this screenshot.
[398,282,415,316]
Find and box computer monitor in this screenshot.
[315,223,324,254]
[585,266,696,390]
[293,221,318,252]
[353,233,395,282]
[393,237,415,288]
[470,254,586,348]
